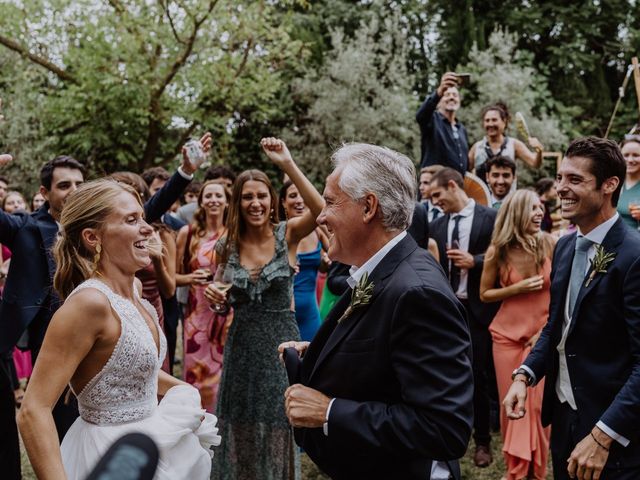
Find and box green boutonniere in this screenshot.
[585,244,616,287]
[337,272,374,324]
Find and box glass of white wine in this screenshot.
[211,263,234,313]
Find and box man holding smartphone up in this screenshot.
[428,167,500,469]
[416,72,470,175]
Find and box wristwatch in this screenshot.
[511,367,534,387]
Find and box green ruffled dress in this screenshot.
[212,222,301,480]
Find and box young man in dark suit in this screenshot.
[505,137,640,480]
[279,143,473,480]
[428,167,500,468]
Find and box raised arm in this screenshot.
[514,138,543,169]
[18,290,111,480]
[260,137,325,245]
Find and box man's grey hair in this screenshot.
[331,143,416,231]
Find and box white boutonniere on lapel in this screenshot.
[585,245,616,287]
[337,272,374,324]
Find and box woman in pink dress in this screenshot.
[480,190,556,480]
[176,180,231,412]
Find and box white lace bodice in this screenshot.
[68,279,167,425]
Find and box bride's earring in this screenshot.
[93,243,102,275]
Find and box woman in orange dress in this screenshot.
[480,189,556,480]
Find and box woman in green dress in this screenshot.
[205,138,324,479]
[618,136,640,229]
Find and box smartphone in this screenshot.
[454,73,471,86]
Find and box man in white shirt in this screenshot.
[427,167,500,468]
[279,143,473,480]
[504,137,640,480]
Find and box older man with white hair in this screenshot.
[279,143,474,480]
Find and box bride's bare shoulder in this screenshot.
[52,287,113,334]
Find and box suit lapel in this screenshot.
[34,205,59,278]
[569,219,625,334]
[434,215,450,275]
[308,236,417,381]
[468,205,483,253]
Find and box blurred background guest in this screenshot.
[176,180,231,412]
[617,135,640,229]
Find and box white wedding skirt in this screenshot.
[61,385,221,480]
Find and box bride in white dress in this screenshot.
[18,179,220,479]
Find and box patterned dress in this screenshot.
[212,222,301,480]
[183,233,230,412]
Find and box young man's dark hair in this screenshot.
[430,167,464,189]
[40,156,86,190]
[204,165,236,183]
[564,136,626,207]
[485,155,516,176]
[141,166,171,187]
[184,180,202,197]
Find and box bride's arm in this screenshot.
[157,370,189,395]
[18,289,111,480]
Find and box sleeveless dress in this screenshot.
[136,263,170,373]
[212,222,301,480]
[184,233,231,412]
[489,259,552,480]
[60,279,221,480]
[293,242,322,341]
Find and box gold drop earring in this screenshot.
[93,243,102,276]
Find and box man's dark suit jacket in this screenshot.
[0,170,191,354]
[524,218,640,468]
[293,234,473,480]
[407,201,429,249]
[429,203,499,326]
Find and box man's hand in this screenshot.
[260,137,294,169]
[446,249,474,269]
[503,377,528,420]
[284,384,331,428]
[277,341,310,363]
[567,427,612,480]
[437,72,459,97]
[0,154,12,167]
[181,132,212,175]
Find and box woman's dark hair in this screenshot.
[278,180,295,220]
[565,136,626,207]
[534,178,555,197]
[108,171,150,203]
[220,170,278,263]
[481,102,510,128]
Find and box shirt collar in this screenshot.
[453,198,475,218]
[347,231,407,289]
[576,213,619,245]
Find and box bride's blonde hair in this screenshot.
[491,189,552,270]
[53,179,142,299]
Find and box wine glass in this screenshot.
[629,201,640,230]
[211,263,234,313]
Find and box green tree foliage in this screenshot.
[0,0,306,188]
[428,0,640,137]
[456,30,570,185]
[282,14,419,185]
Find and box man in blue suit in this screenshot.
[504,137,640,480]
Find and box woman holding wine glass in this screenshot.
[204,138,324,480]
[617,135,640,229]
[175,181,231,412]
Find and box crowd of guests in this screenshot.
[0,69,639,480]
